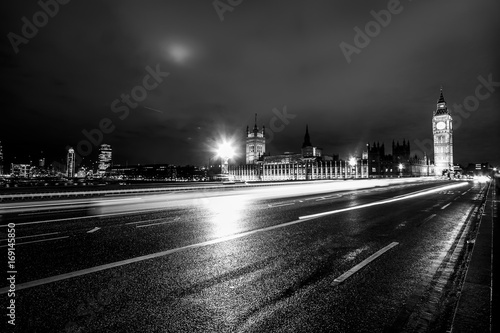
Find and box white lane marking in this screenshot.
[87,227,101,233]
[391,184,451,199]
[125,217,171,225]
[0,232,60,242]
[94,198,143,205]
[0,206,168,227]
[18,208,88,216]
[0,216,318,293]
[136,221,176,228]
[0,236,69,248]
[299,183,468,220]
[441,202,452,210]
[267,202,295,208]
[333,242,399,285]
[422,214,436,223]
[1,197,142,210]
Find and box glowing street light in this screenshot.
[217,141,235,176]
[398,163,403,177]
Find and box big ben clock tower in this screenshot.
[433,87,453,176]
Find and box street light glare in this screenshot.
[217,142,235,159]
[349,157,356,167]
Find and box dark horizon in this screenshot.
[1,0,499,168]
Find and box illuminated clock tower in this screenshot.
[433,87,453,176]
[246,114,266,164]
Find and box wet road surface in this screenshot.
[0,179,489,332]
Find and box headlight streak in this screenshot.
[299,182,469,220]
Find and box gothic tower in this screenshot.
[246,114,266,164]
[433,87,453,176]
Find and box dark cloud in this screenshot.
[1,0,499,168]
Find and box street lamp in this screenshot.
[398,163,403,177]
[216,141,235,179]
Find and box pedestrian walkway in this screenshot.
[450,180,497,332]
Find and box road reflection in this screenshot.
[202,195,248,238]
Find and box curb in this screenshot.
[450,181,496,332]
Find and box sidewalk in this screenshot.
[451,180,497,332]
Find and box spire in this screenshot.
[302,125,312,148]
[437,86,446,103]
[435,86,449,116]
[253,113,258,132]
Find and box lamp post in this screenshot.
[216,141,235,180]
[398,163,403,177]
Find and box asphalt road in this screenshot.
[0,179,489,332]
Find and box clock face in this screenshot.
[436,121,446,130]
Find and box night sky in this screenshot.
[1,0,499,168]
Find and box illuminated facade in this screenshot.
[98,144,112,176]
[433,88,454,176]
[232,123,368,181]
[246,114,266,164]
[11,164,31,178]
[66,147,75,178]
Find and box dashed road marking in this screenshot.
[125,217,170,225]
[441,202,452,210]
[299,183,467,220]
[267,202,295,208]
[333,242,399,285]
[0,236,69,248]
[136,221,176,228]
[0,232,60,242]
[422,214,436,223]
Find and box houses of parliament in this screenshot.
[229,89,454,181]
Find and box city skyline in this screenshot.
[1,0,499,168]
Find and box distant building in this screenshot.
[97,144,112,176]
[11,163,31,178]
[66,147,75,178]
[464,162,490,177]
[246,114,266,164]
[433,87,454,176]
[109,164,205,181]
[367,140,432,177]
[301,125,322,158]
[231,123,366,181]
[39,151,45,168]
